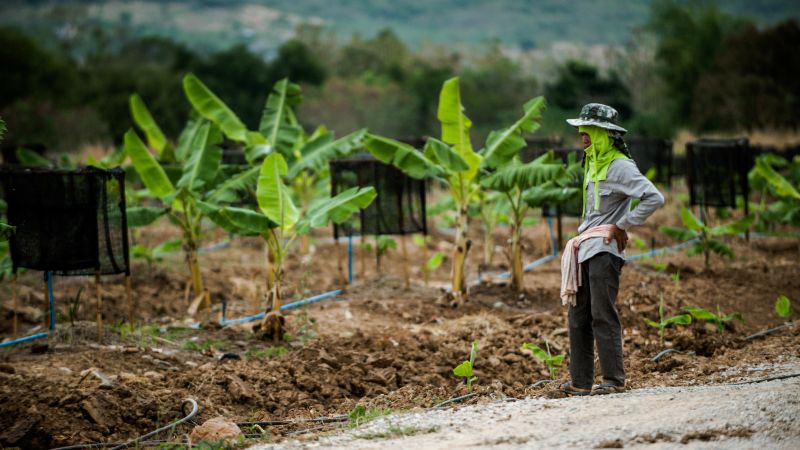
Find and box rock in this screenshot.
[58,367,73,375]
[189,416,242,444]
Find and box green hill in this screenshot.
[1,0,799,54]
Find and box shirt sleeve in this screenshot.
[612,160,665,230]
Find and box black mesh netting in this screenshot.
[0,166,130,275]
[686,139,752,208]
[627,137,673,186]
[330,155,427,238]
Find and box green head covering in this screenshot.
[578,125,630,216]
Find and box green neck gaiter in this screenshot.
[579,125,630,216]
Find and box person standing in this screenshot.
[559,103,665,395]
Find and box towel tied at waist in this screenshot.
[560,224,619,306]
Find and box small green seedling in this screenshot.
[644,293,692,345]
[670,271,680,284]
[683,305,744,333]
[412,234,445,283]
[453,341,478,391]
[347,405,391,428]
[521,341,565,379]
[775,295,792,320]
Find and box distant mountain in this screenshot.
[2,0,799,54]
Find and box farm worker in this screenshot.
[559,103,664,396]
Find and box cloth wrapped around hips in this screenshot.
[559,224,619,306]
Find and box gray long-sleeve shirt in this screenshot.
[577,158,665,263]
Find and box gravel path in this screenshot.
[252,362,800,449]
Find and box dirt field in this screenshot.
[1,190,799,448]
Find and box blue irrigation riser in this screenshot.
[0,271,55,348]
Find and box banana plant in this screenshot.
[364,78,545,302]
[481,151,570,291]
[660,208,754,270]
[201,152,376,339]
[186,75,367,254]
[749,154,800,229]
[124,92,258,312]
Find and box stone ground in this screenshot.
[253,360,800,450]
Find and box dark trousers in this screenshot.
[568,252,625,389]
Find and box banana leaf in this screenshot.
[126,207,167,227]
[423,138,469,173]
[481,155,564,192]
[124,129,175,199]
[257,153,298,231]
[183,73,249,144]
[258,78,303,157]
[481,96,546,168]
[206,166,259,203]
[287,129,366,179]
[363,134,442,179]
[176,122,223,193]
[297,186,377,233]
[129,94,170,157]
[438,77,481,182]
[197,201,273,236]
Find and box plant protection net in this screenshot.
[0,166,130,275]
[330,155,427,238]
[627,137,673,186]
[685,139,752,208]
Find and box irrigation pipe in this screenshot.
[728,372,800,386]
[532,379,553,388]
[109,398,198,450]
[1,271,56,349]
[220,289,344,326]
[472,217,558,287]
[432,392,478,409]
[745,322,793,341]
[651,348,687,363]
[627,239,699,261]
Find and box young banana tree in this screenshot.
[363,78,548,302]
[125,94,258,312]
[184,75,367,254]
[660,208,754,270]
[481,152,569,291]
[201,152,376,339]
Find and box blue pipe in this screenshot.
[494,217,559,280]
[627,238,699,261]
[348,235,353,284]
[0,332,49,348]
[47,271,55,331]
[220,289,344,326]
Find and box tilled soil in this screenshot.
[1,216,799,448]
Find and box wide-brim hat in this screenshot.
[566,103,627,134]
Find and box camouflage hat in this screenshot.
[566,103,627,134]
